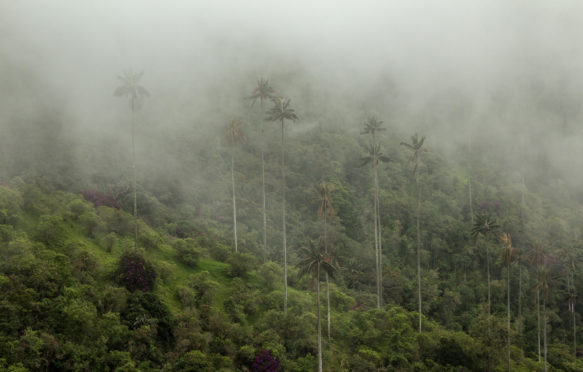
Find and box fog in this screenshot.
[2,0,583,194]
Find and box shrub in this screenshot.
[227,252,256,278]
[175,350,213,372]
[97,207,132,236]
[209,243,230,262]
[103,232,118,253]
[80,189,121,209]
[115,251,157,292]
[188,271,218,305]
[138,221,163,250]
[173,238,201,267]
[36,215,66,247]
[259,262,283,291]
[79,211,102,238]
[66,199,90,220]
[252,349,281,372]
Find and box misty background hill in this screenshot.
[2,1,583,371]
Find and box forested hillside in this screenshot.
[2,1,583,371]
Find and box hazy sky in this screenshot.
[2,1,583,188]
[3,1,582,95]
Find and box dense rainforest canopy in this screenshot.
[2,1,583,371]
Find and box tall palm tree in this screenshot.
[223,118,245,253]
[266,97,298,313]
[316,181,335,343]
[114,70,149,252]
[360,116,387,310]
[401,133,426,332]
[247,78,276,262]
[501,232,516,372]
[561,248,577,358]
[534,265,552,372]
[361,142,390,309]
[471,213,499,323]
[297,241,338,372]
[526,241,546,363]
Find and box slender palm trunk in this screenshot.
[570,269,577,358]
[518,264,522,321]
[131,100,138,252]
[317,264,323,372]
[324,209,331,343]
[416,172,422,332]
[468,134,473,225]
[373,172,380,310]
[537,288,541,362]
[468,175,474,225]
[507,263,511,371]
[262,150,267,261]
[372,132,382,310]
[260,99,267,263]
[281,119,288,313]
[231,147,238,253]
[375,163,383,307]
[487,243,491,319]
[574,271,577,358]
[544,297,547,372]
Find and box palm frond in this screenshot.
[471,213,500,239]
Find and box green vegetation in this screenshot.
[2,61,583,371]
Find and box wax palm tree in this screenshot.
[534,265,552,372]
[558,246,578,359]
[500,232,516,372]
[360,116,387,310]
[223,118,245,253]
[248,78,276,108]
[361,142,390,309]
[297,240,338,372]
[526,241,546,362]
[566,254,577,358]
[316,181,335,343]
[266,97,298,313]
[471,212,499,320]
[114,70,149,252]
[247,78,276,262]
[401,133,426,332]
[566,258,577,358]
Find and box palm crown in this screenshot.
[316,181,335,220]
[400,133,426,175]
[114,70,150,109]
[297,241,338,283]
[223,118,245,146]
[360,143,390,167]
[471,212,500,239]
[266,97,298,123]
[500,232,516,265]
[247,78,276,107]
[360,116,386,136]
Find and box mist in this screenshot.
[2,0,583,192]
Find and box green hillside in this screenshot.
[1,110,582,371]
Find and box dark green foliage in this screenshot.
[1,91,583,372]
[115,251,157,292]
[173,238,201,267]
[120,291,174,348]
[36,215,66,247]
[227,252,256,278]
[471,212,500,239]
[103,232,118,253]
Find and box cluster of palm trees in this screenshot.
[471,211,567,372]
[114,71,576,372]
[360,118,428,332]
